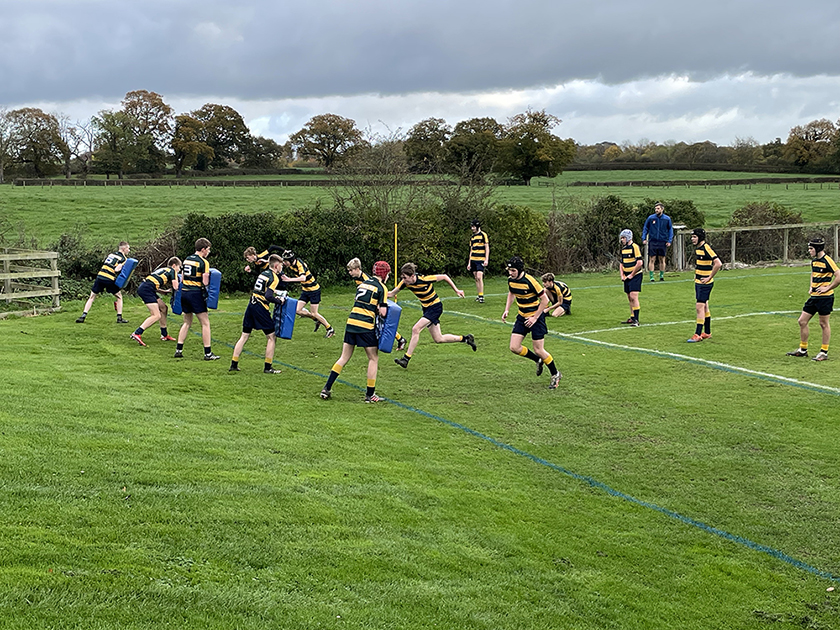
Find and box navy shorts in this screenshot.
[137,281,161,304]
[91,277,121,296]
[511,313,548,340]
[694,282,714,304]
[648,241,668,257]
[343,329,379,348]
[181,290,207,314]
[624,275,642,294]
[469,261,485,273]
[558,300,572,315]
[421,302,444,327]
[243,301,275,334]
[299,289,321,305]
[803,295,834,316]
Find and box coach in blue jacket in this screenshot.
[642,202,673,282]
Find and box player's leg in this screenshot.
[363,345,380,401]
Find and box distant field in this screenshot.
[2,170,839,245]
[2,268,839,628]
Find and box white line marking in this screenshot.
[571,311,801,335]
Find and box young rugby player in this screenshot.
[229,255,286,374]
[502,256,561,389]
[619,229,642,326]
[686,228,722,343]
[280,250,335,338]
[174,238,219,360]
[786,236,840,361]
[320,261,390,402]
[540,273,572,317]
[129,257,181,346]
[76,241,131,324]
[467,219,489,303]
[389,262,476,369]
[347,258,406,352]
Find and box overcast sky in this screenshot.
[2,0,839,146]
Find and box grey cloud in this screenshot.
[1,0,838,104]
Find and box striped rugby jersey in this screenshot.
[346,276,387,333]
[288,259,320,292]
[546,281,571,305]
[508,273,545,317]
[181,254,209,292]
[694,243,719,284]
[621,243,642,275]
[144,266,176,290]
[251,269,283,311]
[394,275,440,309]
[810,254,839,297]
[96,251,127,282]
[469,231,489,262]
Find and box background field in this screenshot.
[3,170,839,246]
[2,268,839,629]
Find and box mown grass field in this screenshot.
[2,267,839,629]
[2,169,839,246]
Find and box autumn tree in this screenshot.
[784,119,838,171]
[92,110,150,179]
[289,113,366,169]
[191,104,251,170]
[403,118,451,173]
[171,114,214,178]
[444,117,502,182]
[0,108,13,184]
[120,90,174,173]
[494,110,575,185]
[6,108,66,178]
[242,135,286,169]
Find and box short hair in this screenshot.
[195,238,211,251]
[119,241,129,248]
[654,201,664,209]
[540,272,555,283]
[346,257,362,271]
[243,246,257,258]
[268,254,282,266]
[400,262,417,277]
[168,256,182,267]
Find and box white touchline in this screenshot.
[571,311,801,335]
[447,309,840,396]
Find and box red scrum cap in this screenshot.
[373,260,391,280]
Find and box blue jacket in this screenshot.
[642,213,673,244]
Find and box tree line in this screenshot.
[1,89,838,185]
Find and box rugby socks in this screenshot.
[633,309,640,323]
[325,363,343,390]
[659,271,664,281]
[800,342,809,351]
[176,343,184,352]
[518,347,541,363]
[366,379,376,398]
[695,320,703,336]
[264,362,273,372]
[160,327,168,337]
[204,346,212,356]
[821,344,829,354]
[133,326,145,336]
[704,315,711,335]
[649,271,654,281]
[544,354,559,376]
[231,356,240,370]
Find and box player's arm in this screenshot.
[435,274,464,298]
[502,291,514,322]
[387,280,403,299]
[484,238,489,266]
[816,266,840,294]
[702,257,722,283]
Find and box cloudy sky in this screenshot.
[2,0,839,146]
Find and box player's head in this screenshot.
[506,256,524,278]
[470,219,481,232]
[808,236,826,255]
[195,238,211,254]
[400,262,417,283]
[243,246,257,262]
[373,260,391,281]
[119,241,130,253]
[268,254,283,270]
[168,256,182,271]
[619,229,633,245]
[691,228,706,243]
[540,272,555,287]
[281,249,296,264]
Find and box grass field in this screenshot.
[2,267,839,629]
[2,170,839,246]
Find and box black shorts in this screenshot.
[694,282,714,304]
[299,289,321,305]
[137,281,161,304]
[242,301,274,334]
[649,241,668,257]
[468,261,485,273]
[181,290,207,314]
[803,295,834,316]
[91,277,121,296]
[511,313,548,340]
[343,329,379,348]
[421,302,443,327]
[623,275,642,294]
[558,300,572,315]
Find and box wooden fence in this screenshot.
[0,248,61,318]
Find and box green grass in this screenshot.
[2,171,839,245]
[2,268,840,628]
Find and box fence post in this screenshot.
[835,225,839,258]
[783,228,789,262]
[2,250,10,296]
[51,255,60,309]
[730,231,737,266]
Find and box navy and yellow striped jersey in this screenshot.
[144,266,177,290]
[253,250,270,274]
[394,275,440,308]
[621,243,642,275]
[251,269,283,311]
[546,281,572,305]
[288,259,320,291]
[810,254,839,296]
[508,273,545,317]
[346,276,387,333]
[96,251,127,282]
[694,243,719,284]
[354,271,371,287]
[469,231,489,262]
[181,254,209,292]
